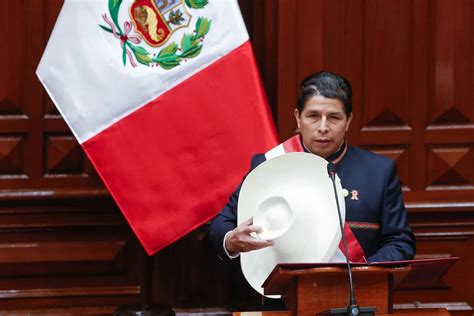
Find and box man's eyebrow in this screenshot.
[304,107,344,115]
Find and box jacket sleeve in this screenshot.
[208,154,265,261]
[367,160,416,262]
[208,182,242,261]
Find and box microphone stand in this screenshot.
[319,163,375,316]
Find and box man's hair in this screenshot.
[296,71,353,116]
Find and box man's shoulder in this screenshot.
[250,153,266,168]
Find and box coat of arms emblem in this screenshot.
[100,0,211,69]
[130,0,192,47]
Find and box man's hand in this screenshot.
[225,217,274,254]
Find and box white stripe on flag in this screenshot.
[36,0,248,143]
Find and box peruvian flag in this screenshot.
[36,0,278,255]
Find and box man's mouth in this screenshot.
[315,139,331,143]
[314,139,332,148]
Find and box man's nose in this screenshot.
[318,117,329,133]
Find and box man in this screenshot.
[209,71,415,264]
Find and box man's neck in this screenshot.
[325,141,347,163]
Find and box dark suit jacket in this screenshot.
[209,145,415,263]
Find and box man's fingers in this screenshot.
[227,220,274,253]
[239,217,253,227]
[251,239,274,249]
[242,238,273,252]
[241,224,263,234]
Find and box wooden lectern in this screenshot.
[262,264,406,315]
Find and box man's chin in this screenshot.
[307,148,330,158]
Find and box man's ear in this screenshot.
[294,108,301,128]
[345,113,353,131]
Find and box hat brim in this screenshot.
[238,152,345,296]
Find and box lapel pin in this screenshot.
[351,190,359,200]
[342,188,349,197]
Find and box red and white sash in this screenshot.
[265,135,367,263]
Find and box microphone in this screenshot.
[320,162,375,316]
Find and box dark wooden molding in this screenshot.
[0,306,117,315]
[406,202,474,213]
[0,286,140,299]
[394,302,473,312]
[0,189,110,201]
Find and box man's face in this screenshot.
[294,95,352,158]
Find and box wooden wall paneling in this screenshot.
[44,134,84,175]
[424,0,474,197]
[0,1,24,116]
[396,209,474,306]
[296,0,324,80]
[0,135,25,177]
[238,0,280,131]
[0,1,31,187]
[427,146,473,188]
[409,0,430,191]
[251,0,279,127]
[429,0,473,127]
[276,1,298,140]
[150,227,242,309]
[361,0,413,129]
[0,196,142,311]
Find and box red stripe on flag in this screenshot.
[82,41,278,255]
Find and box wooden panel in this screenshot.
[0,241,124,263]
[362,0,413,129]
[422,0,474,198]
[429,0,473,126]
[395,211,474,305]
[0,306,116,315]
[0,1,24,115]
[0,195,142,311]
[277,1,298,139]
[427,145,474,188]
[0,136,25,176]
[44,134,85,176]
[151,226,234,308]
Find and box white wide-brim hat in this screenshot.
[238,152,345,296]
